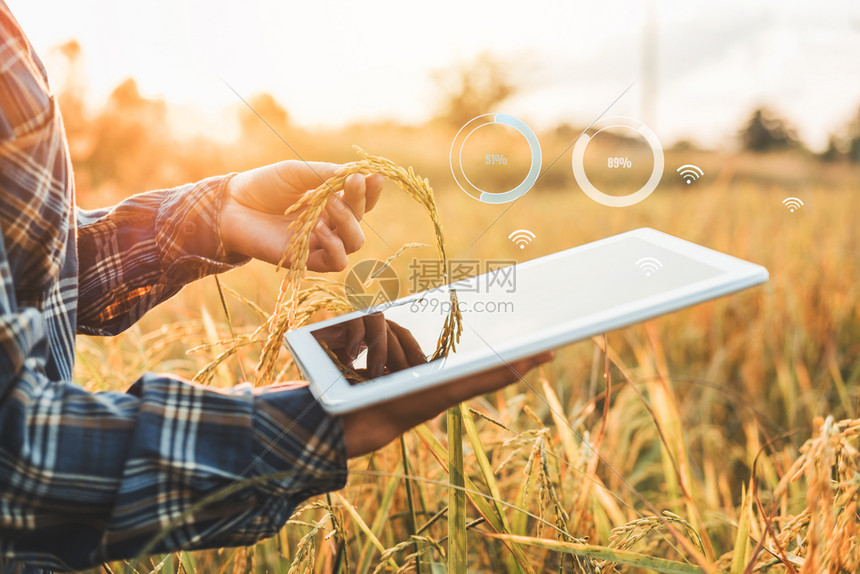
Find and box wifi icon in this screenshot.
[508,229,535,249]
[636,256,663,277]
[677,164,704,185]
[782,197,803,213]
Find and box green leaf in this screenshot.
[729,481,753,574]
[447,407,466,574]
[488,534,706,574]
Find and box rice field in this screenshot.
[76,138,860,573]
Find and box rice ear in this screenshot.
[254,147,462,386]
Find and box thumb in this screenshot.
[273,160,342,193]
[230,161,342,214]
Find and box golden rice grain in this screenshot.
[254,146,462,386]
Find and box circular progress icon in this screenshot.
[450,113,542,204]
[571,116,664,207]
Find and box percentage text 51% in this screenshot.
[485,154,508,166]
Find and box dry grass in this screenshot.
[76,146,860,572]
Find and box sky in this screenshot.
[7,0,860,150]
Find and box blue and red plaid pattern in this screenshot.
[0,3,347,572]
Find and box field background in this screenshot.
[61,66,860,572]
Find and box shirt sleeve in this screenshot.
[0,4,350,572]
[0,361,348,571]
[76,175,251,336]
[0,174,348,572]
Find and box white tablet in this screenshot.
[284,228,768,414]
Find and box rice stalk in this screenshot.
[592,335,715,570]
[231,546,252,574]
[605,511,705,558]
[460,403,515,534]
[192,284,352,384]
[378,241,427,270]
[413,423,537,572]
[573,335,611,535]
[371,535,446,574]
[488,534,705,574]
[288,514,328,574]
[729,482,753,574]
[325,492,350,574]
[399,435,423,574]
[447,406,467,574]
[512,432,546,538]
[334,492,400,571]
[143,554,171,574]
[356,469,401,574]
[255,146,462,386]
[460,402,522,573]
[219,282,271,321]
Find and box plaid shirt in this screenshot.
[0,4,346,572]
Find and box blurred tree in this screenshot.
[55,42,84,124]
[820,135,845,163]
[54,40,92,163]
[845,105,860,164]
[433,52,518,127]
[85,78,172,191]
[739,107,800,152]
[238,92,289,140]
[670,139,701,152]
[819,105,860,163]
[52,42,230,205]
[235,92,293,166]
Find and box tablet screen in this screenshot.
[307,234,724,385]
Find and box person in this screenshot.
[0,3,552,572]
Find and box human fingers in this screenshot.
[363,312,389,378]
[387,321,427,366]
[340,350,554,457]
[364,173,384,212]
[341,173,367,220]
[273,161,341,195]
[326,190,365,255]
[229,161,340,214]
[392,352,555,426]
[442,351,555,403]
[343,316,366,362]
[384,322,409,372]
[306,220,349,272]
[312,323,347,348]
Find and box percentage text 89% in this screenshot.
[607,157,632,168]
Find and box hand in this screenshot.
[313,313,428,379]
[341,351,555,457]
[219,161,384,271]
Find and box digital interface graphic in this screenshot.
[782,196,804,213]
[677,164,704,185]
[635,256,664,277]
[449,113,542,203]
[507,229,535,249]
[571,116,664,207]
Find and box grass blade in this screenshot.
[447,406,466,574]
[459,403,513,533]
[459,403,524,573]
[356,472,401,574]
[400,435,423,574]
[488,534,706,574]
[730,481,753,574]
[414,424,536,574]
[334,492,400,572]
